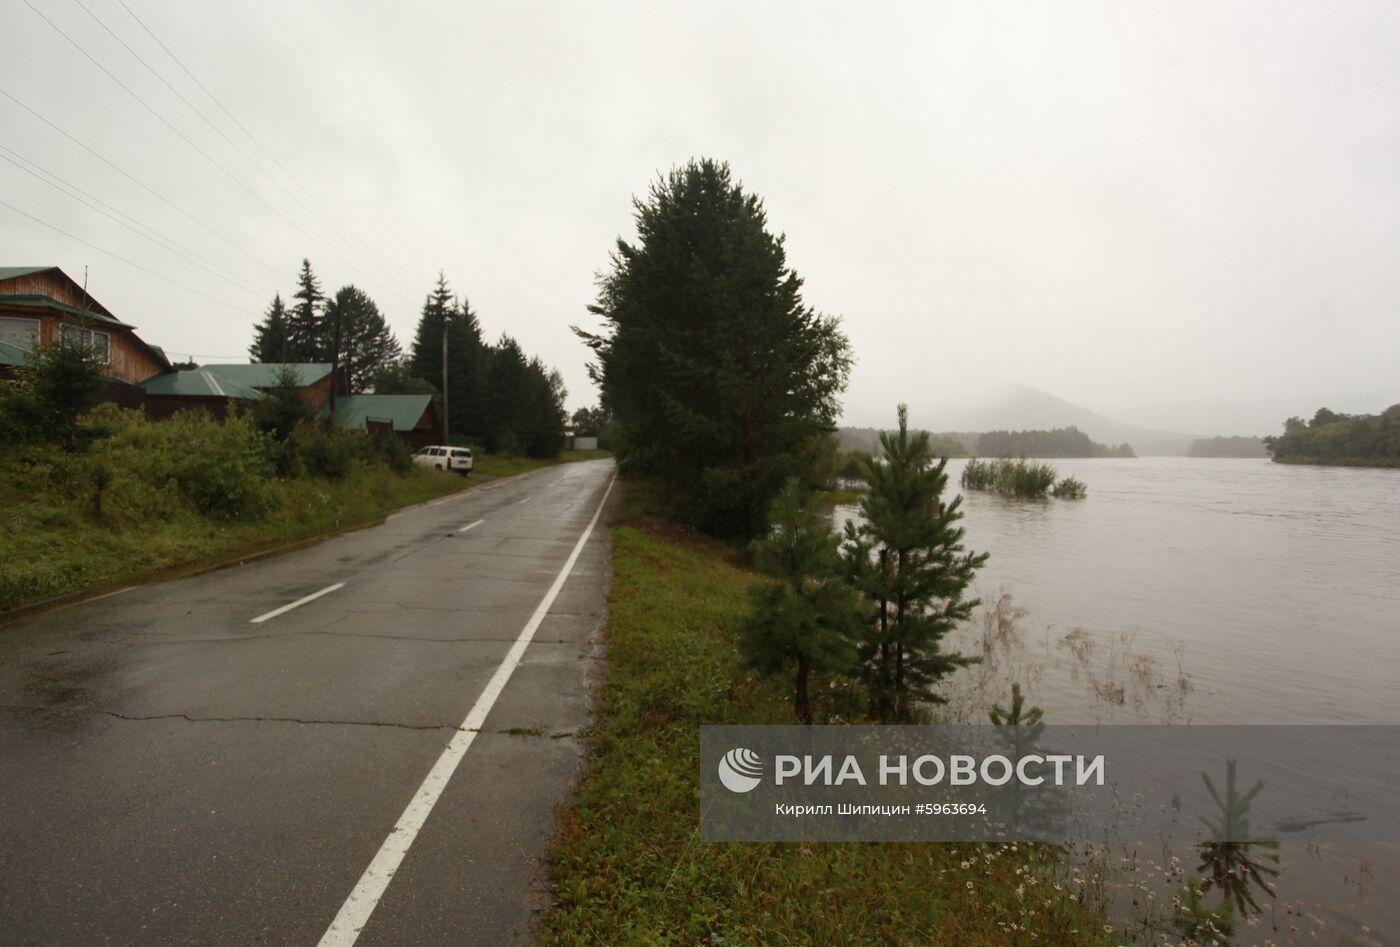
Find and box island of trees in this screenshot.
[975,426,1134,458]
[1264,406,1400,467]
[1187,435,1267,458]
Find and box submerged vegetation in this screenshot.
[1264,405,1400,467]
[961,457,1090,499]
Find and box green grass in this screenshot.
[541,481,1112,945]
[961,458,1061,498]
[0,445,610,614]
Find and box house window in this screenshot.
[0,317,39,350]
[60,324,111,364]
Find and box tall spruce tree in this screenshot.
[740,480,865,724]
[324,285,400,392]
[248,293,290,362]
[409,273,487,437]
[285,258,325,361]
[842,405,988,722]
[576,158,852,539]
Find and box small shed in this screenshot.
[321,394,440,449]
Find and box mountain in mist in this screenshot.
[929,383,1199,456]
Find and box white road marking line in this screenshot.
[517,494,531,504]
[248,583,345,624]
[457,519,484,533]
[316,472,616,947]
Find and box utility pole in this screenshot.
[328,299,343,425]
[441,317,450,444]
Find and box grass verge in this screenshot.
[541,481,1112,944]
[0,448,608,614]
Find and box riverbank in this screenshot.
[0,447,607,615]
[541,480,1112,943]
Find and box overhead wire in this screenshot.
[72,0,418,295]
[0,198,250,313]
[22,0,418,309]
[1,86,285,282]
[115,0,420,292]
[0,144,269,299]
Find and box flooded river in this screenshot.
[835,456,1399,944]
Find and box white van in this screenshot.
[412,445,473,475]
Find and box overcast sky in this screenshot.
[3,1,1397,431]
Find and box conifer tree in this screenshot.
[740,480,865,724]
[285,259,325,361]
[577,158,853,539]
[324,285,400,392]
[248,293,289,362]
[409,273,487,436]
[842,405,988,721]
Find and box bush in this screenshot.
[292,424,374,481]
[961,457,1062,498]
[85,405,276,520]
[378,434,414,474]
[1051,476,1088,499]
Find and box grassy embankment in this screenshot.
[0,426,608,613]
[541,482,1111,944]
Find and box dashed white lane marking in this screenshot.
[457,519,484,533]
[316,471,616,947]
[248,583,345,624]
[517,495,531,504]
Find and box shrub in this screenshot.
[961,457,1064,498]
[292,424,374,481]
[378,434,414,474]
[85,405,276,520]
[1051,476,1087,499]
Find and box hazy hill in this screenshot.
[931,383,1199,455]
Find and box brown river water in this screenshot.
[834,457,1400,945]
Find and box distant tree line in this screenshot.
[248,262,566,458]
[1187,435,1267,459]
[837,426,969,458]
[1264,406,1400,467]
[975,426,1134,458]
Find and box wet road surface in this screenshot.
[0,459,617,945]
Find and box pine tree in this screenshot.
[577,158,852,539]
[324,285,400,392]
[285,259,325,361]
[248,293,289,362]
[740,480,865,724]
[842,405,988,722]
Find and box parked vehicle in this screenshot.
[412,445,473,475]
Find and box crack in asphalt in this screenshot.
[98,710,469,731]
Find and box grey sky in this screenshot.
[3,1,1397,433]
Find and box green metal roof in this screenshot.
[139,369,265,400]
[0,294,130,328]
[0,339,29,366]
[321,394,433,432]
[201,363,334,388]
[0,266,57,282]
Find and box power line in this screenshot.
[0,198,248,313]
[73,0,417,295]
[23,0,416,307]
[0,86,285,281]
[115,0,421,292]
[0,144,268,299]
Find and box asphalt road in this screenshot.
[0,458,618,946]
